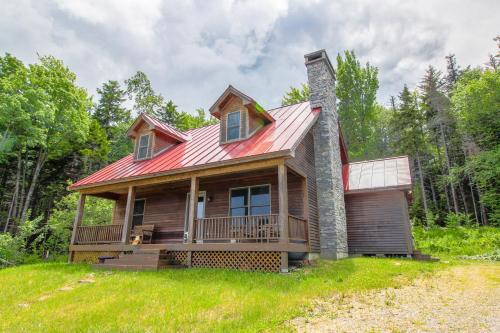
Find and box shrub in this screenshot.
[1,193,114,268]
[444,212,475,227]
[413,226,500,257]
[0,233,23,267]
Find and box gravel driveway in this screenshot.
[292,263,499,333]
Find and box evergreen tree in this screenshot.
[445,54,460,94]
[93,80,130,134]
[390,85,429,221]
[419,65,459,213]
[93,80,132,162]
[156,100,179,124]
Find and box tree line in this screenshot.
[0,54,216,236]
[282,38,499,227]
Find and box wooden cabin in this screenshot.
[69,50,414,272]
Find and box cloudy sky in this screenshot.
[1,0,498,113]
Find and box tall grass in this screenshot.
[413,226,500,256]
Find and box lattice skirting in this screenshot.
[72,251,120,264]
[191,251,281,272]
[166,251,188,265]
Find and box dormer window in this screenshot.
[209,86,275,144]
[137,134,150,160]
[227,111,241,141]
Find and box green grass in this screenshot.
[0,258,441,333]
[413,226,500,257]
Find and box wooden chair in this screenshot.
[257,224,278,243]
[130,225,155,244]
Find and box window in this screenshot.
[132,199,145,227]
[137,134,150,159]
[249,186,271,215]
[226,111,241,141]
[230,188,248,216]
[230,185,270,216]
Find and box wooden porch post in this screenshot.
[278,164,289,272]
[69,194,86,262]
[302,176,310,248]
[121,186,136,244]
[187,176,199,267]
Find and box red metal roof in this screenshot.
[127,113,191,142]
[342,156,412,192]
[71,102,319,189]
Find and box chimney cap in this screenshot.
[304,49,335,78]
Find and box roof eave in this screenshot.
[68,149,293,192]
[344,184,412,195]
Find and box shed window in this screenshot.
[230,185,270,216]
[137,134,150,159]
[132,199,145,227]
[226,111,241,141]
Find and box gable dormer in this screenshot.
[127,113,190,161]
[209,86,274,144]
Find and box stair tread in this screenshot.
[93,263,186,271]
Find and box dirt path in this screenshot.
[292,263,499,333]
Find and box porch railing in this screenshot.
[288,215,308,243]
[195,214,280,242]
[194,214,308,244]
[74,225,123,244]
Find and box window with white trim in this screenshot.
[137,134,150,159]
[226,111,241,141]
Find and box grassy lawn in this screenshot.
[0,258,442,333]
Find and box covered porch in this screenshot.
[69,159,311,271]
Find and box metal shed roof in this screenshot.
[343,156,412,193]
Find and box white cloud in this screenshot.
[54,0,163,41]
[0,0,498,111]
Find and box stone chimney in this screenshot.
[304,49,348,259]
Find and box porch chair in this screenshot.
[130,225,155,244]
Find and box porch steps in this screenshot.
[93,247,186,271]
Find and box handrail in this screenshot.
[195,214,309,244]
[195,214,280,242]
[288,215,308,242]
[74,225,123,244]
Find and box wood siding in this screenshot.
[286,131,320,253]
[219,95,248,144]
[218,95,268,144]
[111,169,305,244]
[132,123,153,160]
[153,133,176,155]
[345,190,413,255]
